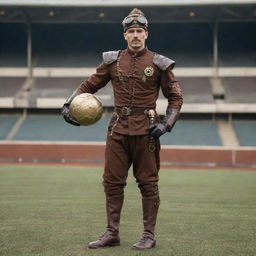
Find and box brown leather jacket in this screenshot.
[77,47,183,135]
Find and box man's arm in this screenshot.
[62,62,111,126]
[76,62,111,94]
[150,56,183,139]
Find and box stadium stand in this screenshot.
[27,78,114,108]
[233,121,256,147]
[31,77,82,95]
[0,23,27,67]
[0,77,26,107]
[32,24,109,67]
[12,115,109,141]
[222,77,256,103]
[8,116,222,146]
[219,22,256,67]
[0,0,255,166]
[29,77,84,108]
[0,77,26,97]
[161,120,222,146]
[0,116,19,140]
[149,23,213,67]
[177,78,214,103]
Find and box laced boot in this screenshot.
[88,194,123,249]
[132,196,160,250]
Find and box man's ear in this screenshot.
[145,31,148,39]
[123,32,127,41]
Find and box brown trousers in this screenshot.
[103,132,161,198]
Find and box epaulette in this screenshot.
[153,54,175,71]
[102,50,120,64]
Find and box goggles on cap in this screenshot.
[122,15,148,28]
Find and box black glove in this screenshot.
[61,104,80,126]
[149,123,167,139]
[61,90,81,126]
[149,108,180,139]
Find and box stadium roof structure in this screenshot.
[0,0,256,7]
[0,0,256,23]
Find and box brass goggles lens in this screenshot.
[122,15,148,26]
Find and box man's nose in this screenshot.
[133,31,138,37]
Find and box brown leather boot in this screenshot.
[132,196,160,250]
[88,230,120,249]
[88,194,123,249]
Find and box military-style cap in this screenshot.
[122,8,148,32]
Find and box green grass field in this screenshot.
[0,165,256,256]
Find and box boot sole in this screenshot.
[88,242,120,249]
[131,241,156,250]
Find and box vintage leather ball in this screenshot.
[70,93,103,126]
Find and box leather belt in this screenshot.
[115,106,150,116]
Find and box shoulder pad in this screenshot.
[102,50,120,64]
[153,54,175,71]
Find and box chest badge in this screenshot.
[144,66,154,77]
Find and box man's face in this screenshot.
[123,27,148,52]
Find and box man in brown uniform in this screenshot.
[62,8,183,250]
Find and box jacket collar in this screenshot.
[127,46,148,57]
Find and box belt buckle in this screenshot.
[121,107,131,116]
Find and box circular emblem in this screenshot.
[144,66,154,77]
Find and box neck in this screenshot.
[128,45,145,53]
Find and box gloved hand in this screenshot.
[149,108,180,139]
[61,104,80,126]
[62,90,81,126]
[149,122,167,139]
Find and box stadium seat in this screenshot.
[0,116,19,140]
[13,115,109,141]
[160,120,222,146]
[233,121,256,147]
[0,77,26,107]
[222,77,256,103]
